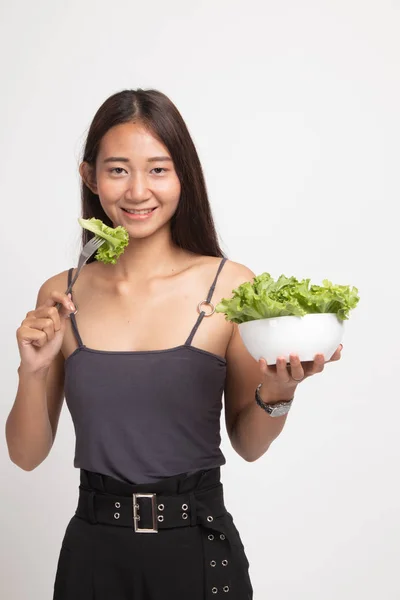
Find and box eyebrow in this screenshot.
[103,156,173,164]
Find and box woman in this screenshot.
[6,89,342,599]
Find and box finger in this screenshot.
[288,354,304,381]
[44,291,75,316]
[276,356,291,382]
[259,358,268,376]
[17,326,48,348]
[30,306,62,332]
[259,357,279,378]
[329,344,343,362]
[20,318,55,343]
[34,317,56,342]
[311,353,325,375]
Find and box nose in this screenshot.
[124,172,151,203]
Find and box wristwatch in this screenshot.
[255,383,294,417]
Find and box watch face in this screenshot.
[271,404,291,417]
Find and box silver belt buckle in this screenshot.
[133,493,158,533]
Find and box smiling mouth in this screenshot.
[121,207,157,215]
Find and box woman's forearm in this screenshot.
[5,367,53,471]
[231,391,293,462]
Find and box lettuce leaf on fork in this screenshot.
[78,218,129,265]
[215,273,360,323]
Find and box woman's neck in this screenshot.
[105,228,193,282]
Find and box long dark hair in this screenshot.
[80,89,225,262]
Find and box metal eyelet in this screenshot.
[208,534,214,541]
[182,512,188,520]
[114,512,120,519]
[220,534,225,540]
[182,503,188,511]
[158,504,164,511]
[222,559,228,566]
[157,515,164,522]
[210,560,216,567]
[212,588,218,594]
[207,516,214,522]
[223,586,230,592]
[197,300,216,316]
[115,502,121,508]
[134,503,139,509]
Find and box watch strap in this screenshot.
[255,383,294,416]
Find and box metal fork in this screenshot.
[56,235,104,310]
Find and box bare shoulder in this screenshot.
[218,259,256,297]
[189,256,254,297]
[222,259,255,285]
[36,261,101,300]
[36,269,71,306]
[194,256,254,281]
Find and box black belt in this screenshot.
[76,483,226,533]
[74,471,252,597]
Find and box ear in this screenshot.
[79,161,98,195]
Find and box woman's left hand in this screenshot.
[258,344,343,402]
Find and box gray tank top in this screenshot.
[64,258,228,484]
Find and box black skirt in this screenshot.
[53,467,253,599]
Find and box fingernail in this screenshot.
[69,303,75,311]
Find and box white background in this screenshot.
[1,1,399,598]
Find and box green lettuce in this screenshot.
[216,273,360,323]
[78,218,129,265]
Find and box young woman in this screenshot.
[6,89,342,599]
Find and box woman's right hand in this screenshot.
[16,292,76,375]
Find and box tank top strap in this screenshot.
[67,268,84,348]
[185,257,228,347]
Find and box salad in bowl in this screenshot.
[216,273,360,365]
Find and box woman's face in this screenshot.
[81,122,181,239]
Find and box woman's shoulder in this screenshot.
[39,261,102,289]
[195,255,255,295]
[37,262,105,302]
[219,259,255,301]
[38,269,70,293]
[222,258,255,285]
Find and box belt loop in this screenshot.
[80,469,89,488]
[90,472,105,492]
[189,492,197,526]
[87,490,98,524]
[97,473,105,492]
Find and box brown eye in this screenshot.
[110,167,127,175]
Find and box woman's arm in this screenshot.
[223,265,294,462]
[5,274,72,471]
[224,320,292,462]
[7,354,65,470]
[223,263,341,462]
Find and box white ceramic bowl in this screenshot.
[238,313,344,365]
